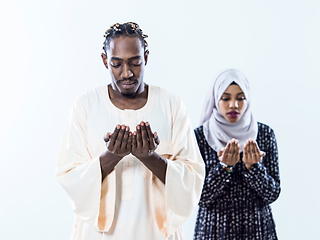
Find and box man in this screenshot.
[56,22,205,240]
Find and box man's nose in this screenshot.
[121,65,133,79]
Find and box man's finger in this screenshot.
[121,126,130,150]
[136,124,142,149]
[154,132,160,145]
[114,125,126,150]
[140,121,149,149]
[109,124,121,147]
[127,132,133,150]
[104,132,111,143]
[132,132,137,151]
[145,122,154,140]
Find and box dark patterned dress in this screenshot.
[193,122,280,240]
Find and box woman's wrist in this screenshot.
[219,161,234,173]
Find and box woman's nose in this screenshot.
[229,100,239,108]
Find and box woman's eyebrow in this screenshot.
[222,92,244,95]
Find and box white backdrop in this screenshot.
[1,0,319,239]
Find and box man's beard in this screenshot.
[120,92,136,98]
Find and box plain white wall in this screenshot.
[1,0,319,239]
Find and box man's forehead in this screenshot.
[110,55,142,61]
[109,37,143,52]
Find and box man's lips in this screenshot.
[118,80,136,89]
[227,111,239,118]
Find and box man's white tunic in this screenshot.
[56,85,205,239]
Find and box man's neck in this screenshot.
[108,84,148,110]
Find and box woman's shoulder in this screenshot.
[194,125,204,136]
[258,122,274,132]
[194,126,207,143]
[257,122,276,139]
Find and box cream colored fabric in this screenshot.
[56,85,205,240]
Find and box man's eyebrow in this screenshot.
[110,56,141,61]
[128,56,142,61]
[111,57,122,61]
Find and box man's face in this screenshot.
[103,36,148,97]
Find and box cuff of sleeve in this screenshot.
[242,162,266,179]
[198,164,232,208]
[207,164,232,185]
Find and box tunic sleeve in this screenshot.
[242,127,281,204]
[56,97,115,230]
[162,98,205,237]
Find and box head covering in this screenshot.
[200,69,258,152]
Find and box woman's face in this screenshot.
[218,84,248,122]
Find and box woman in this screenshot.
[193,69,280,240]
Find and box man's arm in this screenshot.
[131,121,167,184]
[100,124,132,181]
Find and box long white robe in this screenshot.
[56,85,205,240]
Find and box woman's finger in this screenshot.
[251,141,262,163]
[218,147,226,157]
[243,141,249,159]
[222,141,233,162]
[260,151,266,157]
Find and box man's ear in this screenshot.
[144,50,149,65]
[101,53,108,69]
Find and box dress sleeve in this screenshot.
[194,129,232,207]
[199,165,232,207]
[161,98,205,237]
[56,97,114,230]
[242,128,281,204]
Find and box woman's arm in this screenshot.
[242,128,281,204]
[195,127,233,207]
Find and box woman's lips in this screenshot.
[227,111,239,118]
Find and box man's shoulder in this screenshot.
[149,84,181,102]
[76,85,106,103]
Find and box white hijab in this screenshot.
[200,69,258,152]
